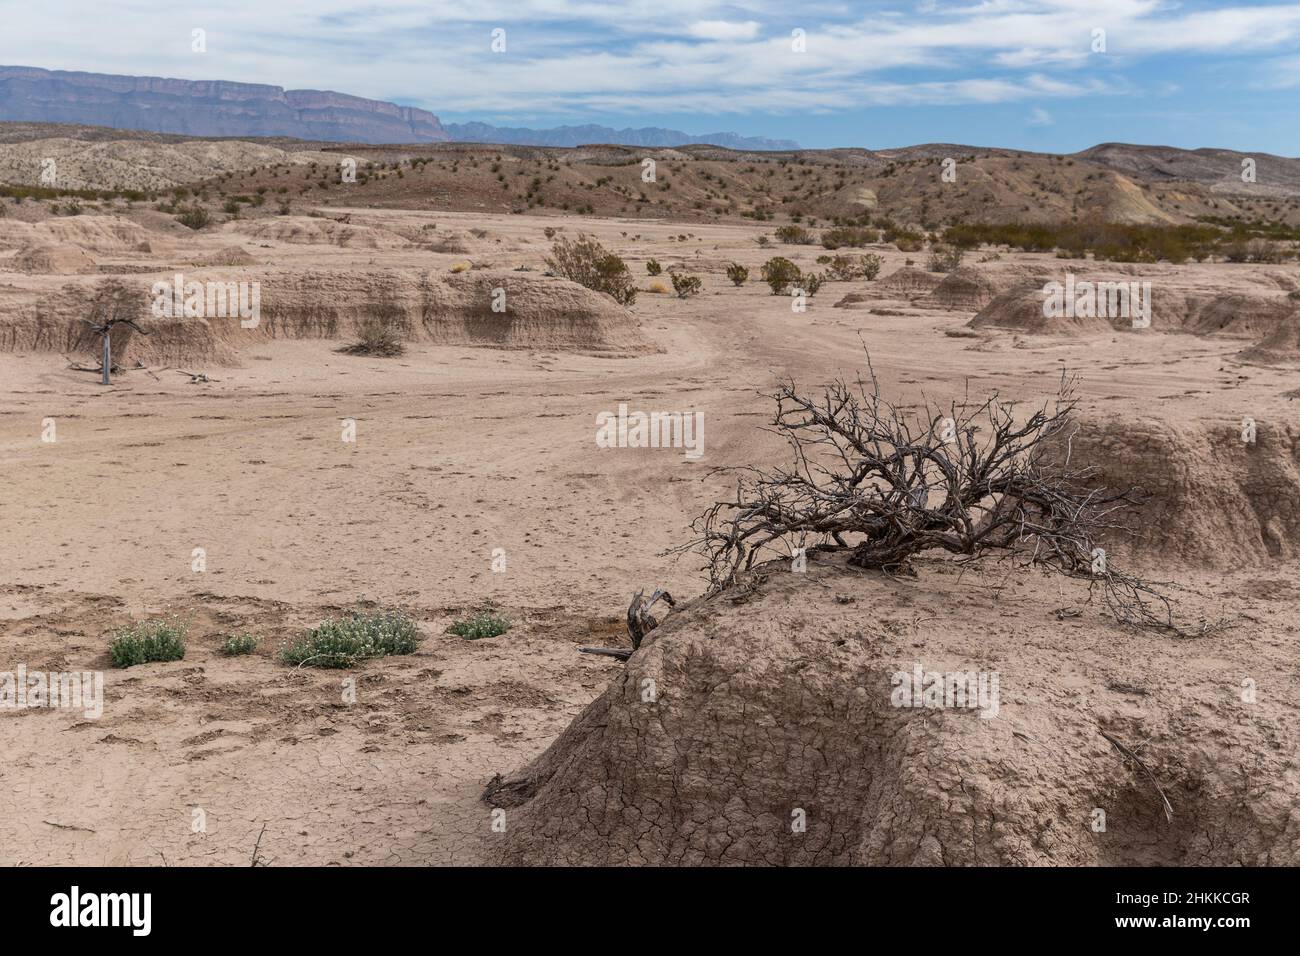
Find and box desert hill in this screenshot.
[4,123,1299,229]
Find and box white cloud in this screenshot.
[0,1,1297,117]
[687,20,762,41]
[1028,107,1054,126]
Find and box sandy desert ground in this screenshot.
[1,202,1297,865]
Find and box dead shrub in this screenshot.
[674,363,1215,637]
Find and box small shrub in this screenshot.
[220,633,258,656]
[176,206,211,230]
[546,234,637,306]
[726,263,749,286]
[449,608,511,640]
[926,245,964,272]
[280,609,420,668]
[799,272,825,296]
[645,258,662,276]
[858,253,883,280]
[825,256,860,281]
[671,273,703,298]
[775,225,814,245]
[647,278,671,294]
[760,257,802,294]
[343,301,407,357]
[109,620,187,668]
[821,226,877,249]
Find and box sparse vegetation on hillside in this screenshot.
[941,219,1298,263]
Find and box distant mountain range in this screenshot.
[0,65,798,151]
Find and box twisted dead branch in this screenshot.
[671,359,1213,637]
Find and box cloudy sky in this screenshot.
[3,0,1299,152]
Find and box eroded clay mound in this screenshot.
[1239,322,1300,365]
[225,216,410,249]
[485,555,1297,865]
[969,280,1114,334]
[920,266,1001,311]
[833,291,872,309]
[10,243,98,275]
[876,266,944,297]
[1182,292,1297,338]
[195,245,260,267]
[1067,414,1300,567]
[34,215,153,253]
[0,267,652,363]
[0,215,152,253]
[0,280,237,366]
[255,268,653,354]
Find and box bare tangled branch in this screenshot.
[670,361,1213,636]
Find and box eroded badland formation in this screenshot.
[1,125,1297,865]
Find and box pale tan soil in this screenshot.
[1,209,1297,865]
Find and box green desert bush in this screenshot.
[798,272,825,296]
[821,226,877,249]
[546,234,637,306]
[449,608,511,640]
[726,263,749,286]
[775,224,814,245]
[220,634,258,657]
[926,244,964,273]
[109,620,187,668]
[825,255,865,281]
[280,609,421,668]
[671,273,703,298]
[760,256,802,294]
[175,206,211,230]
[858,253,883,280]
[645,258,662,276]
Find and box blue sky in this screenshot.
[3,0,1300,153]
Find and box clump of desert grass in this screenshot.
[449,606,511,640]
[109,619,187,668]
[340,302,407,357]
[219,633,258,657]
[280,609,420,668]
